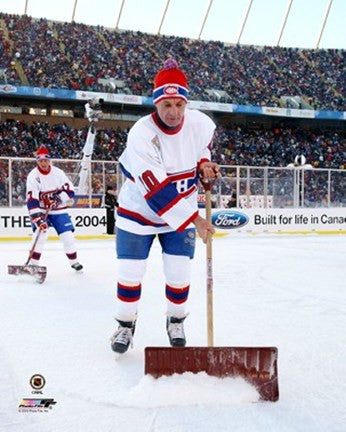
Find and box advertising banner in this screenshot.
[73,195,103,208]
[1,85,345,119]
[0,84,76,99]
[0,207,345,240]
[187,100,234,112]
[0,208,109,239]
[210,208,346,234]
[75,90,142,105]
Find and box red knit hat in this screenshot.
[36,145,50,160]
[153,58,189,104]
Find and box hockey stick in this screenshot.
[8,208,50,283]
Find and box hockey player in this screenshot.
[111,58,220,354]
[26,145,83,271]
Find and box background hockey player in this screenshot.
[111,58,220,354]
[26,145,83,271]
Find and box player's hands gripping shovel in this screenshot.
[8,209,50,284]
[145,169,279,402]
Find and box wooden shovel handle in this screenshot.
[26,208,50,265]
[200,176,218,347]
[205,189,214,347]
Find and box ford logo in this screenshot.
[212,210,249,229]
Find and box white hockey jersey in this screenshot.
[26,165,75,216]
[116,108,216,234]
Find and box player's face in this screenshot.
[37,159,51,172]
[156,98,187,127]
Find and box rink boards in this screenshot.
[0,207,345,240]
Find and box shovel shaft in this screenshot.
[205,190,214,347]
[25,229,42,265]
[207,256,214,346]
[25,208,50,265]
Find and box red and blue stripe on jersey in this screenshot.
[117,207,168,227]
[144,168,198,216]
[119,162,135,182]
[26,196,40,213]
[119,164,198,228]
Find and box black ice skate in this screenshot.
[111,320,136,354]
[71,262,83,271]
[166,316,186,347]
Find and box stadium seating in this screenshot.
[0,119,343,170]
[0,12,344,174]
[0,12,344,111]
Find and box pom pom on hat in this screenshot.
[153,58,188,104]
[162,58,179,70]
[36,145,50,160]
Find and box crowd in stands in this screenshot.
[0,120,128,161]
[213,124,345,169]
[0,119,344,207]
[0,27,21,85]
[0,12,344,111]
[0,12,344,208]
[0,119,344,170]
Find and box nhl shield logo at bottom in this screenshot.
[18,374,57,412]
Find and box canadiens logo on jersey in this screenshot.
[40,190,59,201]
[168,168,198,194]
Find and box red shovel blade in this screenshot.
[145,346,279,402]
[8,264,47,284]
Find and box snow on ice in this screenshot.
[0,234,345,432]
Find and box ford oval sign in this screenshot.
[212,210,249,229]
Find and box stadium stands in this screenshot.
[0,12,344,111]
[0,119,344,169]
[0,12,344,175]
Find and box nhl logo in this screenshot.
[30,374,46,391]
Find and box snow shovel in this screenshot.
[8,210,49,284]
[145,179,279,402]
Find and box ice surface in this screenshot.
[0,234,345,432]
